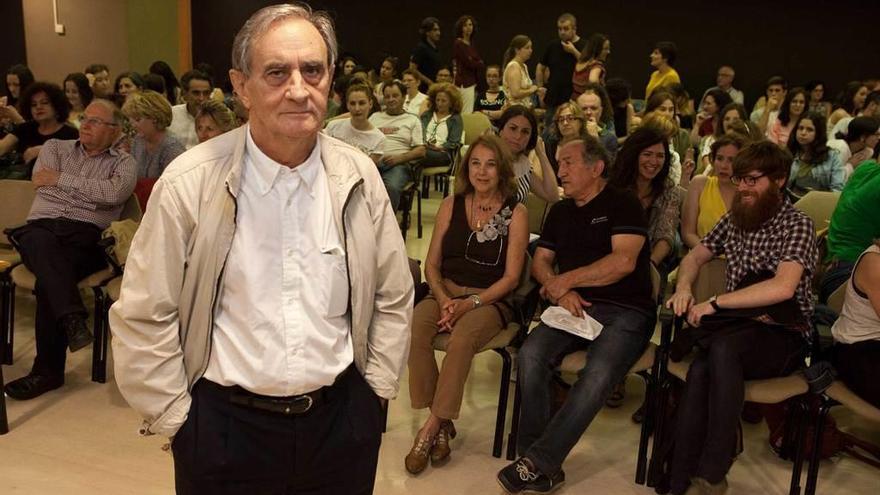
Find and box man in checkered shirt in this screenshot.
[666,141,817,495]
[5,99,136,401]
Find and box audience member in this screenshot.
[667,83,695,130]
[435,66,454,84]
[325,83,386,163]
[828,81,869,130]
[763,87,807,146]
[0,82,78,179]
[692,88,733,141]
[474,65,507,125]
[497,137,655,494]
[84,63,112,99]
[536,13,585,134]
[503,35,542,110]
[5,99,136,400]
[420,82,464,169]
[406,134,528,474]
[806,80,832,119]
[546,102,586,171]
[496,105,560,204]
[452,15,484,114]
[572,33,610,98]
[114,71,145,101]
[122,90,185,179]
[667,141,817,495]
[606,78,635,141]
[820,159,880,301]
[829,89,880,138]
[827,239,880,408]
[410,17,442,91]
[639,112,691,187]
[698,102,748,173]
[645,41,680,100]
[402,69,429,115]
[338,55,357,76]
[168,69,213,149]
[681,133,748,249]
[700,65,744,106]
[643,90,690,159]
[4,64,35,110]
[373,56,399,108]
[370,79,426,210]
[142,73,167,97]
[194,99,238,143]
[750,75,787,125]
[828,116,880,177]
[575,83,619,161]
[786,111,844,199]
[63,72,94,129]
[148,60,182,104]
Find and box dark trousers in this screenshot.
[517,302,655,475]
[13,218,104,377]
[171,368,384,495]
[669,322,805,493]
[829,340,880,409]
[819,260,855,304]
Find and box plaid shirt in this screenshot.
[702,198,818,330]
[28,139,137,229]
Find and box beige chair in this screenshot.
[430,252,539,458]
[0,180,38,364]
[793,191,840,234]
[3,195,142,383]
[524,192,550,235]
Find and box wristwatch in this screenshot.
[470,294,482,308]
[709,295,721,311]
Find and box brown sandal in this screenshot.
[430,420,457,465]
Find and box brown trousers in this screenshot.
[408,288,511,420]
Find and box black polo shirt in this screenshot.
[540,37,587,107]
[411,39,441,91]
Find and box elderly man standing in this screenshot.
[497,137,655,494]
[109,4,413,495]
[5,99,136,400]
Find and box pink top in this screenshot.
[766,111,795,146]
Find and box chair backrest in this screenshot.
[525,193,549,235]
[510,252,540,328]
[650,264,661,302]
[0,179,37,247]
[692,257,728,302]
[794,191,841,234]
[461,112,492,147]
[119,194,143,223]
[827,282,847,315]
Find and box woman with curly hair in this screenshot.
[419,82,464,168]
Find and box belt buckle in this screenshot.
[282,395,313,415]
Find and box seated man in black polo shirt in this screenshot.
[498,137,656,494]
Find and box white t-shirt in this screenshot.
[324,118,386,158]
[404,92,428,116]
[369,111,424,156]
[168,103,200,150]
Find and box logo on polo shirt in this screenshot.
[591,216,608,225]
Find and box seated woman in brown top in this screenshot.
[406,134,529,475]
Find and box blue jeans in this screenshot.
[517,302,655,475]
[378,163,411,211]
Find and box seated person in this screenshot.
[113,71,145,103]
[122,90,185,179]
[496,105,560,205]
[749,76,787,125]
[698,102,748,174]
[827,81,869,132]
[827,116,880,178]
[666,141,817,495]
[642,90,691,160]
[5,99,137,400]
[681,134,748,249]
[606,77,635,143]
[576,83,619,161]
[168,69,213,149]
[195,99,238,143]
[820,159,880,301]
[402,69,429,116]
[474,65,507,126]
[63,72,94,129]
[406,134,528,475]
[828,239,880,408]
[545,102,586,172]
[369,80,426,210]
[638,112,691,187]
[691,88,732,142]
[324,83,386,163]
[761,87,807,147]
[0,82,79,179]
[497,137,656,493]
[609,126,684,268]
[419,82,464,169]
[786,112,844,200]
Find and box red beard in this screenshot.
[730,183,784,231]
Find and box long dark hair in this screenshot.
[778,87,806,126]
[4,64,35,108]
[149,60,181,103]
[63,72,94,109]
[578,33,608,63]
[609,126,671,199]
[787,112,830,164]
[715,102,748,138]
[497,105,538,153]
[834,81,867,115]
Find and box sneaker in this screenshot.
[497,457,565,494]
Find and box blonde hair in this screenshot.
[122,90,172,129]
[640,112,679,139]
[195,99,238,132]
[551,101,585,141]
[426,82,463,114]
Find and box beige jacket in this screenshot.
[109,126,414,438]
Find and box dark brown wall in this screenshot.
[1,0,28,95]
[192,0,880,105]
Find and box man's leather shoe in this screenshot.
[5,373,64,400]
[60,314,93,352]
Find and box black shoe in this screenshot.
[5,373,64,400]
[631,402,646,424]
[60,314,93,352]
[497,457,565,494]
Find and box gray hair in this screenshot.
[89,98,126,126]
[231,3,338,77]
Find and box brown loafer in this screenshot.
[430,420,457,465]
[405,435,434,474]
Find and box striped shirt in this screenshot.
[28,139,137,229]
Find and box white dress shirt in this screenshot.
[168,104,200,150]
[204,127,353,396]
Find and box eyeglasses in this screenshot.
[556,115,582,124]
[79,115,118,127]
[730,172,767,186]
[464,232,503,266]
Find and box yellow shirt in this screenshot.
[697,176,727,238]
[645,68,681,99]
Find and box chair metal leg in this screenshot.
[788,399,809,495]
[804,401,832,495]
[0,362,9,434]
[635,371,655,485]
[492,348,512,458]
[506,378,522,460]
[91,288,108,383]
[2,279,15,365]
[417,190,423,239]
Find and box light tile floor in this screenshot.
[1,193,878,494]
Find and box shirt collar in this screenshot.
[245,124,323,197]
[75,139,119,157]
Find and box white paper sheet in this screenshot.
[540,305,604,340]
